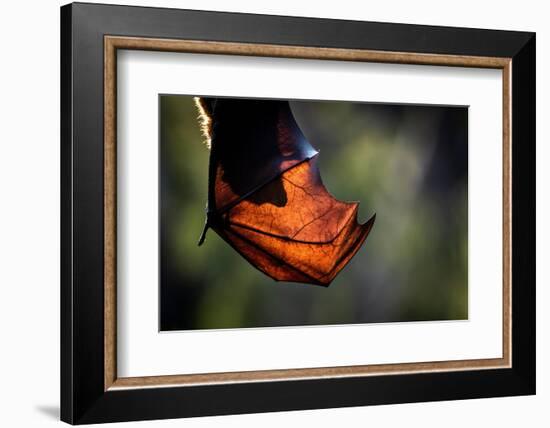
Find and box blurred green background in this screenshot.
[160,95,468,331]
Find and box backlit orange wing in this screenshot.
[197,98,375,286]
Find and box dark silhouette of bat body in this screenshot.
[196,97,375,286]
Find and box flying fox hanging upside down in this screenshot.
[195,97,375,287]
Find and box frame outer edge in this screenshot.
[73,2,533,57]
[510,33,536,392]
[71,3,112,423]
[60,3,74,424]
[63,3,536,423]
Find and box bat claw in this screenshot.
[197,222,209,246]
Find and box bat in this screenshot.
[195,97,375,286]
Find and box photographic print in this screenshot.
[160,95,468,331]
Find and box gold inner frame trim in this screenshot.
[104,35,512,391]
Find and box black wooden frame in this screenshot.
[61,2,536,424]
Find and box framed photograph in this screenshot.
[60,2,535,424]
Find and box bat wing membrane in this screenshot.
[213,157,375,286]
